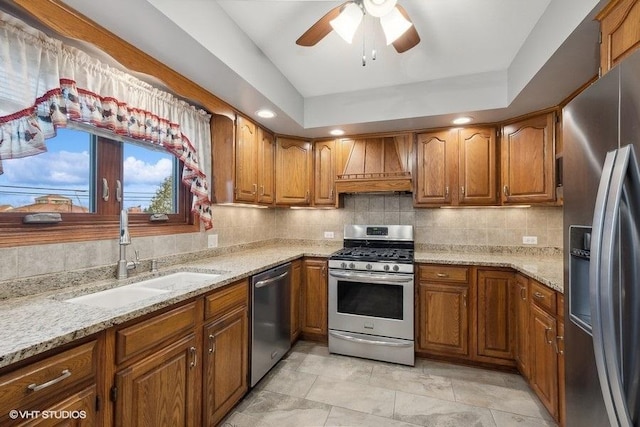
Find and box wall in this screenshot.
[0,195,561,282]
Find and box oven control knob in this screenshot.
[383,265,390,271]
[393,265,400,272]
[366,263,372,270]
[341,262,347,269]
[348,263,356,269]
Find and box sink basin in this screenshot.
[130,271,221,291]
[64,286,169,309]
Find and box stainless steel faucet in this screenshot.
[117,209,139,279]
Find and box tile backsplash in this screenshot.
[0,194,562,281]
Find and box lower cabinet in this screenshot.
[514,274,530,379]
[300,258,328,340]
[529,303,558,419]
[476,269,515,365]
[290,260,303,343]
[28,386,98,427]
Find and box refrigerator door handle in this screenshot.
[592,145,640,427]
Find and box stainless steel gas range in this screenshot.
[328,225,414,366]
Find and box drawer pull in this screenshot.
[27,369,71,392]
[520,286,527,300]
[556,335,564,355]
[208,334,215,353]
[436,273,449,278]
[189,346,197,368]
[544,327,554,345]
[533,291,545,299]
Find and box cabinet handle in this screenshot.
[463,293,467,307]
[520,286,527,300]
[322,266,326,277]
[533,291,545,300]
[306,190,310,202]
[436,273,449,278]
[261,185,265,196]
[102,178,110,201]
[460,186,465,196]
[503,185,509,196]
[27,369,71,392]
[189,346,197,368]
[555,335,564,355]
[330,188,335,201]
[444,186,449,199]
[208,334,215,353]
[544,327,554,345]
[252,184,257,195]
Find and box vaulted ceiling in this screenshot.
[60,0,605,137]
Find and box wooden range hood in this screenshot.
[334,133,414,200]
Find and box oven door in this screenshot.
[328,269,414,340]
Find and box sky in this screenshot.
[0,127,175,211]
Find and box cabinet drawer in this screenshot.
[530,280,557,314]
[0,341,97,416]
[116,301,198,365]
[419,265,469,283]
[205,279,248,321]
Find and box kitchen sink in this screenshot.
[64,285,169,309]
[129,271,222,291]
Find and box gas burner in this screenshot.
[330,247,414,264]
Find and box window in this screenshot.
[0,125,195,247]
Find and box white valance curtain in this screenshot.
[0,11,213,229]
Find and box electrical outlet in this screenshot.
[324,231,335,239]
[207,234,218,248]
[522,236,538,245]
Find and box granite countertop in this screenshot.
[0,242,562,370]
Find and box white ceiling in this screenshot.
[58,0,605,137]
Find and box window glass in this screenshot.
[122,142,177,214]
[0,128,92,213]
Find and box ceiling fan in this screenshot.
[296,0,420,53]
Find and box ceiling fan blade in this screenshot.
[296,3,347,47]
[392,5,420,53]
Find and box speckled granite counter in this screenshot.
[415,251,563,293]
[0,243,562,370]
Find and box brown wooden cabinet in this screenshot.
[313,140,337,206]
[234,116,275,205]
[300,258,328,340]
[22,386,98,427]
[476,269,515,364]
[529,303,558,420]
[415,127,497,206]
[275,137,313,205]
[501,113,556,204]
[416,265,470,357]
[514,274,530,379]
[598,0,640,74]
[290,260,303,343]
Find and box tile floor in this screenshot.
[222,341,556,427]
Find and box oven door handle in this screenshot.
[329,331,413,348]
[329,270,413,283]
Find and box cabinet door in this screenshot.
[529,304,558,419]
[417,283,469,356]
[415,131,455,205]
[557,319,565,427]
[290,260,303,343]
[275,138,313,205]
[16,386,97,427]
[515,274,530,379]
[476,270,514,361]
[598,0,640,74]
[203,307,248,427]
[114,334,199,427]
[257,128,275,204]
[235,116,258,203]
[458,127,497,205]
[501,113,555,203]
[301,259,328,338]
[314,140,336,206]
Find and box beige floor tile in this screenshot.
[369,363,455,401]
[419,358,510,387]
[324,406,421,427]
[236,390,331,427]
[491,409,555,427]
[394,391,497,427]
[306,376,396,418]
[260,365,318,398]
[298,352,374,382]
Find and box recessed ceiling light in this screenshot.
[330,129,345,136]
[452,116,473,125]
[256,109,276,119]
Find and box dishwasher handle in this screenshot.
[254,270,289,288]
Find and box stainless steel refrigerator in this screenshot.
[564,48,640,426]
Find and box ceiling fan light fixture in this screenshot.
[363,0,398,18]
[330,2,364,44]
[380,6,412,45]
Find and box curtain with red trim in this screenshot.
[0,11,213,229]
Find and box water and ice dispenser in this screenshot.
[569,225,592,334]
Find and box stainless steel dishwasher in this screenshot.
[251,262,291,386]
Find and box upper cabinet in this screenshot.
[276,137,313,205]
[415,127,497,206]
[235,116,275,205]
[501,112,556,204]
[314,140,337,206]
[598,0,640,75]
